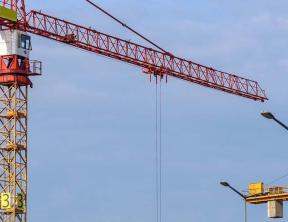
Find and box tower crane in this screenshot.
[222,182,288,219]
[247,182,288,219]
[0,1,267,222]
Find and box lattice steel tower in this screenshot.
[0,28,41,222]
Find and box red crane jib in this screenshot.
[0,8,267,102]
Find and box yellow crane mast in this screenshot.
[0,29,41,222]
[0,82,28,222]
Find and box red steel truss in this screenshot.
[1,0,17,10]
[0,3,267,101]
[1,0,26,22]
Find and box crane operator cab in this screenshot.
[0,29,41,85]
[0,29,32,58]
[0,29,40,80]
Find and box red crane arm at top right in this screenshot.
[16,10,267,101]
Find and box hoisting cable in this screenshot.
[155,76,163,222]
[159,77,163,222]
[155,76,159,222]
[85,0,170,54]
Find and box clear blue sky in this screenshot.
[24,0,287,222]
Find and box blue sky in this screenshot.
[23,0,288,222]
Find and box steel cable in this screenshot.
[155,76,163,222]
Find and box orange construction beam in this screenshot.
[247,193,288,204]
